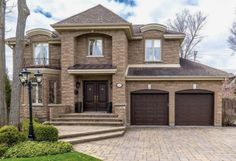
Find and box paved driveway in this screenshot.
[74,127,236,161]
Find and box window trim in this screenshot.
[144,39,162,62]
[87,37,103,57]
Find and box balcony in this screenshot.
[23,58,61,69]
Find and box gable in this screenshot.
[53,5,129,26]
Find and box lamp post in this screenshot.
[19,68,42,140]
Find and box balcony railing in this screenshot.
[23,58,61,69]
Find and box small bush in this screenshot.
[4,141,73,158]
[0,126,23,147]
[0,144,8,157]
[34,125,58,142]
[21,119,41,132]
[22,119,58,142]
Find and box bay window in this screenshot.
[32,83,42,105]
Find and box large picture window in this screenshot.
[33,43,49,65]
[145,39,161,62]
[88,38,103,56]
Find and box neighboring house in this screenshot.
[223,76,236,99]
[6,5,230,126]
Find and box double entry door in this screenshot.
[83,81,108,111]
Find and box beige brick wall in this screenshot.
[60,30,128,117]
[75,34,112,64]
[126,80,223,126]
[23,34,61,64]
[20,73,61,121]
[128,30,180,64]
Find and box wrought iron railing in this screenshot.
[23,58,61,69]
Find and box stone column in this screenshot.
[112,31,128,123]
[60,33,75,112]
[169,91,175,126]
[214,91,222,126]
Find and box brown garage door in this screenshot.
[131,90,169,125]
[175,90,214,126]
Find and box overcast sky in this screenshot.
[5,0,236,78]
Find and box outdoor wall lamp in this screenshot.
[19,68,42,140]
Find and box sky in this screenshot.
[5,0,236,78]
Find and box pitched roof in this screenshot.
[128,58,230,77]
[53,5,129,26]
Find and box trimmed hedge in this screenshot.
[4,141,73,158]
[22,119,58,142]
[0,126,26,147]
[34,125,58,142]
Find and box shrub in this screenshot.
[22,119,58,142]
[4,141,73,158]
[0,144,8,157]
[0,126,23,147]
[21,118,41,132]
[34,125,58,142]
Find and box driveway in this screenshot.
[74,127,236,161]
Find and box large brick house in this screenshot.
[7,5,230,126]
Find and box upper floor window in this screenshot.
[33,43,49,65]
[145,39,161,62]
[88,38,103,57]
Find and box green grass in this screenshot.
[1,152,102,161]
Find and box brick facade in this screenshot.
[126,81,223,126]
[128,30,180,64]
[14,6,227,126]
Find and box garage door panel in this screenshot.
[131,93,168,125]
[175,93,214,126]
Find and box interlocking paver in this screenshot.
[74,127,236,161]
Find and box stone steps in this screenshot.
[59,126,126,139]
[60,129,125,144]
[51,117,123,122]
[59,113,118,118]
[50,121,123,126]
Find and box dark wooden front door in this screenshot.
[131,90,169,125]
[175,90,214,126]
[83,81,108,111]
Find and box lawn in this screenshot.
[1,152,102,161]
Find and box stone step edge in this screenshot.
[51,117,123,122]
[59,126,126,139]
[60,130,125,144]
[59,113,118,118]
[50,121,124,126]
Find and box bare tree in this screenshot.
[0,0,7,126]
[168,9,207,59]
[228,22,236,52]
[9,0,29,127]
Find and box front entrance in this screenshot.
[83,81,108,111]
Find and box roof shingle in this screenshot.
[68,64,116,70]
[128,58,230,77]
[53,5,129,26]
